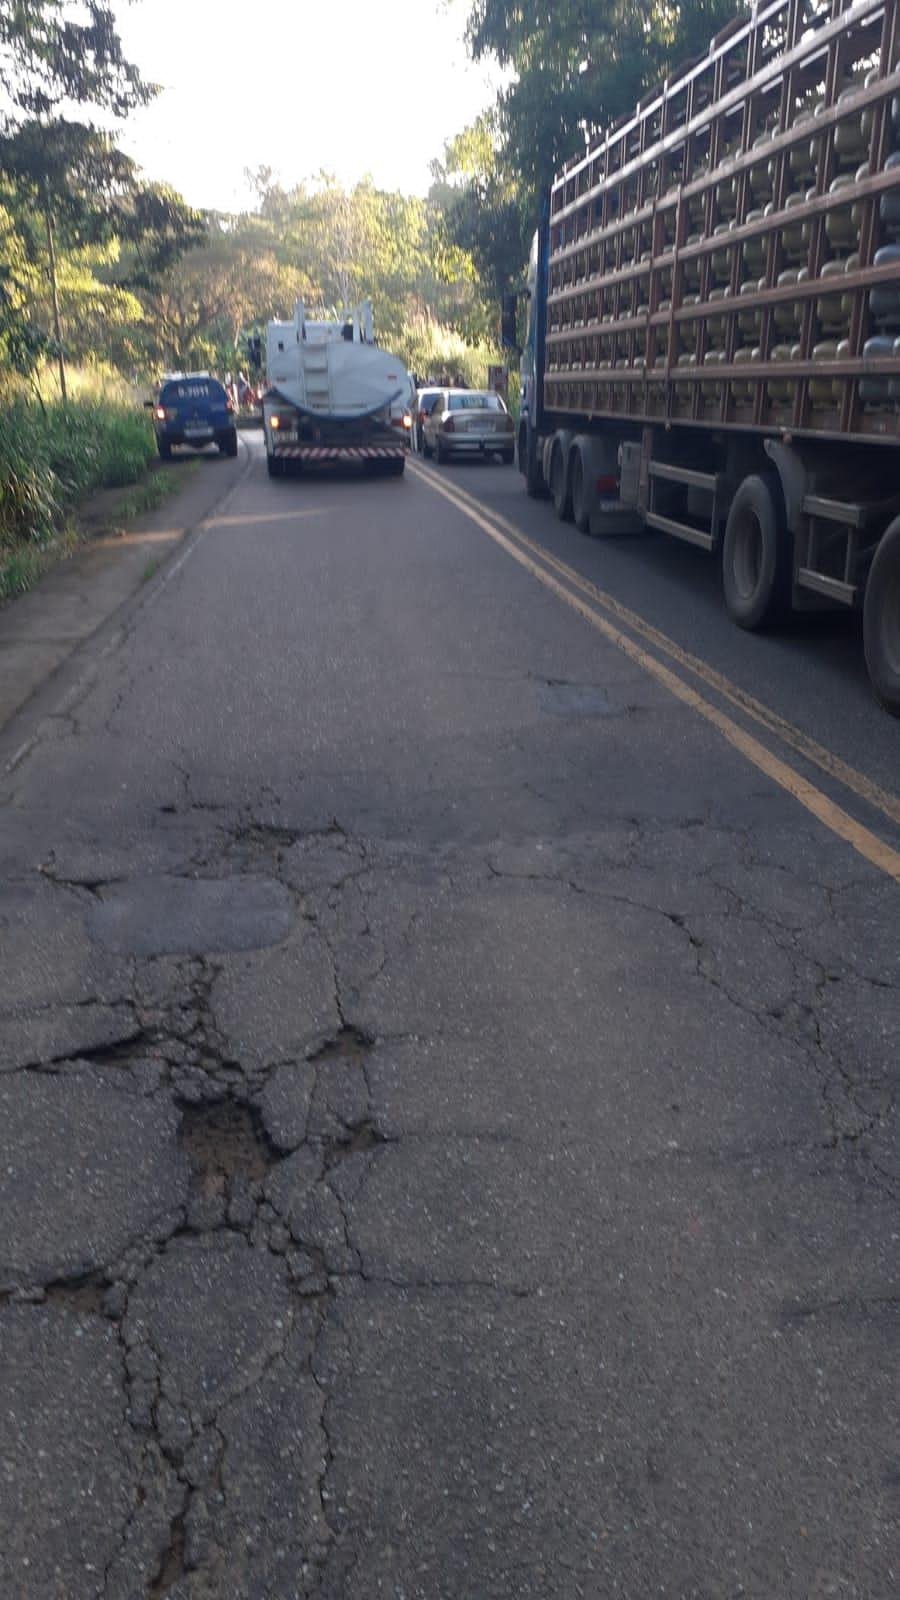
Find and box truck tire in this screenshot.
[863,515,900,715]
[722,473,790,629]
[266,454,283,478]
[550,440,572,521]
[157,438,172,460]
[520,422,544,497]
[383,457,405,477]
[571,451,590,532]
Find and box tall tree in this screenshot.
[430,114,531,301]
[0,2,157,392]
[136,213,314,371]
[0,121,204,395]
[466,0,741,197]
[0,1,151,120]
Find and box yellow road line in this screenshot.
[411,462,900,884]
[208,509,327,528]
[410,461,900,829]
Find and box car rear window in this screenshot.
[160,380,226,405]
[448,393,504,411]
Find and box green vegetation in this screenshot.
[114,459,197,526]
[0,396,156,600]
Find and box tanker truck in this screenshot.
[263,300,412,477]
[513,0,900,712]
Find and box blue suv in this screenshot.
[151,374,238,458]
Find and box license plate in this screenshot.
[184,423,212,437]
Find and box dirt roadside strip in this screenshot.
[0,441,251,737]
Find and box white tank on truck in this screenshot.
[512,0,900,713]
[263,299,413,478]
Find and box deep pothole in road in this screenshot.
[178,1100,273,1192]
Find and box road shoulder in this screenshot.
[0,442,250,735]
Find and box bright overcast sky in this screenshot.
[113,0,504,212]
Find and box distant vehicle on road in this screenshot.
[422,389,515,465]
[263,300,412,478]
[151,374,237,459]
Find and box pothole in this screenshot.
[148,1503,187,1600]
[179,1101,273,1196]
[308,1026,373,1065]
[537,680,630,718]
[43,1275,108,1315]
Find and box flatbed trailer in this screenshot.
[518,0,900,711]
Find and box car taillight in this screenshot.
[418,410,426,424]
[154,405,167,421]
[443,417,455,433]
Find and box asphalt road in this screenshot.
[1,433,897,1600]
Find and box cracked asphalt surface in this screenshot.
[0,436,897,1599]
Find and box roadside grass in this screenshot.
[0,391,169,604]
[0,524,81,605]
[113,458,199,527]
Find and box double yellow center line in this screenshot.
[410,458,900,884]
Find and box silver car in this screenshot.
[423,389,515,464]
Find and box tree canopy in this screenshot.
[466,0,741,195]
[0,1,152,120]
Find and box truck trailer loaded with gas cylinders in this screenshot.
[514,0,900,712]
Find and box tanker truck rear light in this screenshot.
[596,473,619,494]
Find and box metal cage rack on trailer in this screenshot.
[545,0,900,443]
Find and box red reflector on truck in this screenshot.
[596,474,618,493]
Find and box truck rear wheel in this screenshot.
[571,452,590,532]
[863,515,900,715]
[266,454,283,478]
[520,423,544,497]
[550,441,572,521]
[722,473,789,629]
